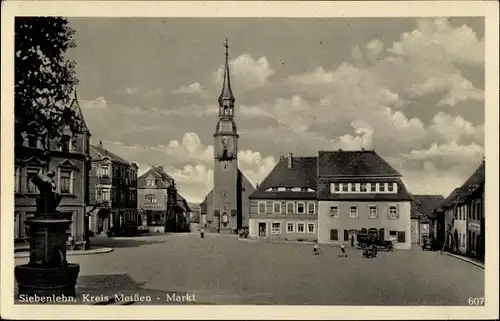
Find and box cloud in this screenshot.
[429,112,484,145]
[81,96,108,109]
[146,88,163,97]
[213,53,275,89]
[408,73,484,106]
[388,18,484,65]
[173,82,207,96]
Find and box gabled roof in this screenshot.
[69,92,90,135]
[137,166,174,189]
[411,195,445,219]
[90,144,130,165]
[249,156,317,200]
[317,150,401,177]
[176,193,192,212]
[439,160,485,209]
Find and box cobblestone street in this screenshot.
[14,234,484,305]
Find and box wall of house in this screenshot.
[249,218,317,241]
[455,204,468,253]
[249,199,318,216]
[317,201,412,249]
[15,146,88,243]
[213,160,239,233]
[240,174,255,229]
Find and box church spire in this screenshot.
[218,38,235,105]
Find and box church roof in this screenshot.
[317,150,401,177]
[218,39,235,105]
[249,156,317,200]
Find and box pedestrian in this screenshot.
[200,227,205,239]
[313,240,321,255]
[350,234,354,247]
[339,242,348,258]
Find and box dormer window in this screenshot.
[285,187,292,191]
[360,183,367,192]
[387,183,394,192]
[379,183,386,192]
[60,134,71,152]
[342,183,348,192]
[301,187,308,192]
[370,183,376,192]
[271,187,278,192]
[147,179,155,187]
[350,183,356,192]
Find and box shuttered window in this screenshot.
[330,229,338,241]
[397,231,406,243]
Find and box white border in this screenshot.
[1,1,499,320]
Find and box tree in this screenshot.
[15,17,81,147]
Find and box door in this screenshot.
[258,222,267,237]
[378,228,385,241]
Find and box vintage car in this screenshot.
[362,245,378,258]
[421,236,438,251]
[357,233,394,251]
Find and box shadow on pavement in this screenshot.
[89,236,166,248]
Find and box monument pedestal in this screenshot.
[15,212,80,298]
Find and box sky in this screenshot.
[67,17,485,204]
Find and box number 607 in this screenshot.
[468,297,485,305]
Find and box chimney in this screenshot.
[361,147,365,151]
[157,165,163,173]
[338,148,343,151]
[288,153,293,170]
[99,140,103,148]
[280,155,285,160]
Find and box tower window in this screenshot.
[224,105,229,115]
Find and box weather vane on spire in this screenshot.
[224,38,229,56]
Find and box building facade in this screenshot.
[14,94,91,245]
[88,141,138,236]
[248,154,318,241]
[137,166,190,233]
[410,195,445,246]
[200,41,255,234]
[316,150,413,250]
[436,159,485,258]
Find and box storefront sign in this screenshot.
[468,222,480,232]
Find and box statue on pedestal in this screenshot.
[31,170,62,213]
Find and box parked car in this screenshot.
[421,236,438,251]
[357,233,394,251]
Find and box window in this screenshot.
[307,222,315,233]
[331,183,340,193]
[297,222,305,233]
[307,202,315,214]
[27,135,39,148]
[273,202,282,214]
[387,182,394,192]
[146,194,157,204]
[59,170,73,194]
[26,168,41,193]
[397,231,406,243]
[330,206,339,218]
[389,230,397,240]
[388,205,398,219]
[330,229,338,241]
[285,187,292,191]
[300,187,308,192]
[360,183,367,192]
[379,183,386,192]
[271,222,281,235]
[286,222,294,233]
[350,183,356,192]
[60,135,71,152]
[349,206,358,219]
[258,202,266,214]
[286,202,294,214]
[342,183,348,192]
[101,189,110,201]
[370,183,376,192]
[297,202,305,214]
[368,205,378,219]
[271,187,278,192]
[102,166,110,177]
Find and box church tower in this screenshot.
[213,39,239,234]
